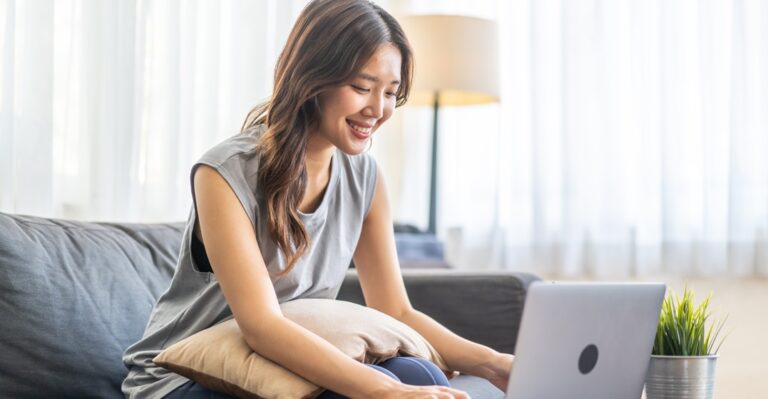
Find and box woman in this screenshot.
[122,1,514,398]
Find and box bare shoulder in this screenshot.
[192,163,282,339]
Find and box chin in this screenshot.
[327,125,375,155]
[337,143,368,156]
[335,135,371,156]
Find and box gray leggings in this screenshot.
[164,356,450,399]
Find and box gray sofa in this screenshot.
[0,212,539,398]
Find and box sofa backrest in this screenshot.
[0,212,184,398]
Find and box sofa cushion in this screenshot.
[0,213,183,398]
[155,298,456,399]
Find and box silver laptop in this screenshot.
[505,282,666,399]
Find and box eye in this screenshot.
[385,91,397,98]
[351,85,370,93]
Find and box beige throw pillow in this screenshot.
[154,298,457,399]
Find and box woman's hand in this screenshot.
[373,383,471,399]
[471,351,515,392]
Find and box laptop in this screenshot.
[505,281,666,399]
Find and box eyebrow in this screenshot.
[357,73,400,85]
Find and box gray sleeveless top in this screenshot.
[121,126,378,398]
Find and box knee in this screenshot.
[377,356,450,387]
[367,364,401,382]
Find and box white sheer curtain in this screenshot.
[389,0,768,277]
[3,0,767,277]
[0,0,309,222]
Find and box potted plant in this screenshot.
[645,287,727,399]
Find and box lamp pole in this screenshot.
[399,15,498,236]
[427,91,439,235]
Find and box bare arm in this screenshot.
[353,165,514,389]
[193,165,468,399]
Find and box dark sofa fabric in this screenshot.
[0,213,184,398]
[338,269,540,355]
[0,212,537,399]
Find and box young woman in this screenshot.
[122,1,514,398]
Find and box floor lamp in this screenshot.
[399,15,499,235]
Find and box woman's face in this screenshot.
[314,43,402,155]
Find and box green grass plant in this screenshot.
[652,287,727,356]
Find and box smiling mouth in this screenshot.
[347,120,374,139]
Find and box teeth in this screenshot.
[348,121,373,134]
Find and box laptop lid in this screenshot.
[506,282,665,399]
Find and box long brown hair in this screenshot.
[242,0,413,277]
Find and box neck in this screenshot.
[304,134,335,182]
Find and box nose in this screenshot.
[362,92,385,119]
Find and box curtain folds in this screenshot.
[0,0,306,222]
[2,0,767,276]
[392,0,768,277]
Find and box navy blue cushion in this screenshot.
[394,232,445,262]
[0,213,182,398]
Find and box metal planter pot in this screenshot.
[645,355,718,399]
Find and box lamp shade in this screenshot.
[399,15,499,106]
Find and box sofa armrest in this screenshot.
[336,269,540,355]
